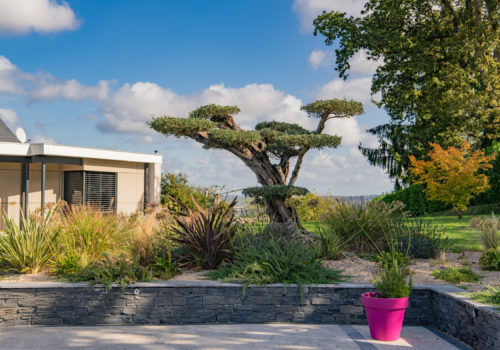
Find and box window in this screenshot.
[64,171,117,212]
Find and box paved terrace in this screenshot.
[0,324,469,350]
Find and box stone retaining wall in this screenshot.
[0,282,497,349]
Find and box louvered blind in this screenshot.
[64,171,117,212]
[64,171,84,206]
[85,171,116,212]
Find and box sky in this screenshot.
[0,0,393,196]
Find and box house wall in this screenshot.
[0,163,22,229]
[0,158,160,229]
[82,159,146,214]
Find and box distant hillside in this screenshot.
[222,193,379,208]
[325,195,378,203]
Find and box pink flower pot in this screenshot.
[361,292,409,341]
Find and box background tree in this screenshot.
[160,173,217,211]
[409,142,496,218]
[314,0,499,187]
[150,99,363,240]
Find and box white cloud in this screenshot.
[308,49,332,70]
[293,0,366,32]
[0,0,79,35]
[0,108,20,127]
[297,148,392,195]
[324,117,363,146]
[31,78,111,101]
[348,50,383,76]
[0,55,111,101]
[0,56,24,94]
[98,82,310,135]
[316,77,373,103]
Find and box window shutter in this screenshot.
[85,171,117,212]
[64,171,84,206]
[64,171,117,212]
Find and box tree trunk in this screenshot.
[227,146,316,243]
[263,197,316,244]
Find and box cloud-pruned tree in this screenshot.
[149,99,363,240]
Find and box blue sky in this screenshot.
[0,0,392,195]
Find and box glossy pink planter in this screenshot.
[361,292,409,341]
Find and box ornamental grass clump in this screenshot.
[322,199,406,252]
[314,226,348,260]
[50,204,133,274]
[0,209,59,274]
[470,214,498,251]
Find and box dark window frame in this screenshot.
[63,170,117,212]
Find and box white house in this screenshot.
[0,119,162,228]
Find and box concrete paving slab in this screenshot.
[0,324,467,350]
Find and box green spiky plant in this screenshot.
[168,195,238,269]
[0,209,59,273]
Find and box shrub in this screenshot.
[479,250,500,271]
[390,219,451,259]
[314,226,347,260]
[467,285,500,307]
[51,204,133,272]
[152,254,180,279]
[286,193,333,222]
[432,267,481,283]
[69,253,153,290]
[321,199,406,252]
[151,210,181,279]
[469,214,498,250]
[209,236,344,297]
[161,172,217,211]
[378,184,449,216]
[373,262,412,298]
[0,210,59,273]
[169,196,238,269]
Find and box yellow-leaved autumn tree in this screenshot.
[409,142,496,218]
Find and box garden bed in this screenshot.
[325,251,500,292]
[3,251,496,293]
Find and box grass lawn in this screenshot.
[302,215,489,252]
[417,215,487,251]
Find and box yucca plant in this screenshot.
[169,195,238,269]
[0,209,59,273]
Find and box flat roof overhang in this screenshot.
[0,142,162,164]
[0,142,162,218]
